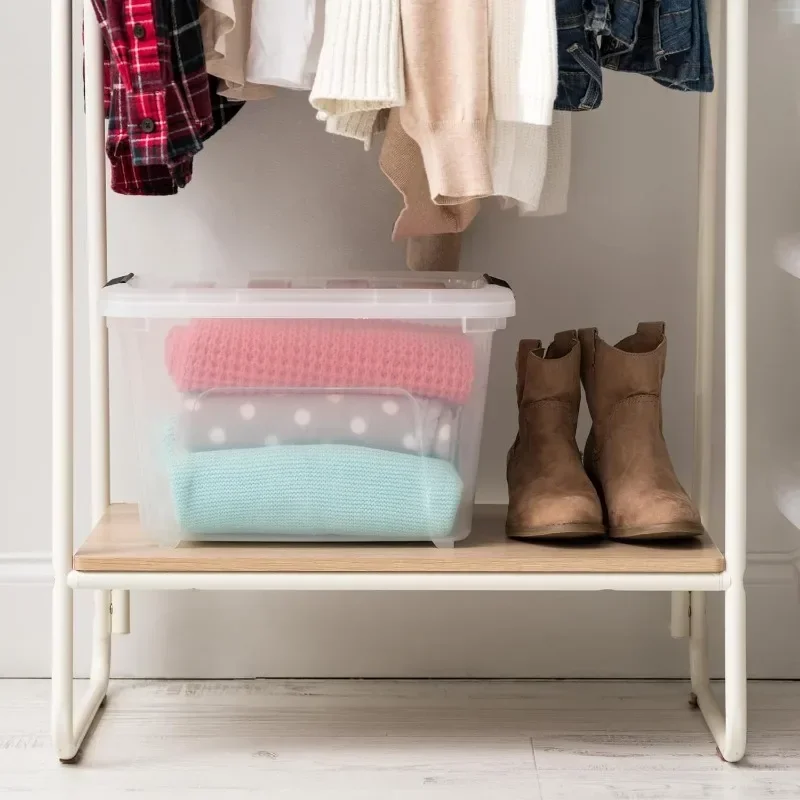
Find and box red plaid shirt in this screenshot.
[91,0,243,195]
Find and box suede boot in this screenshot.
[506,331,605,539]
[579,323,704,540]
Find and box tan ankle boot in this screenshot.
[579,323,704,540]
[506,331,605,539]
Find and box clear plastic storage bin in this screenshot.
[103,273,515,547]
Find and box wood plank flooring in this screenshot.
[1,680,799,798]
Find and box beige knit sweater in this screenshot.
[380,0,491,270]
[199,0,276,101]
[380,109,480,240]
[398,0,492,205]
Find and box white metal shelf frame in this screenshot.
[49,0,749,764]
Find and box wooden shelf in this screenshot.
[74,504,725,574]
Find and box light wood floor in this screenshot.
[2,679,799,798]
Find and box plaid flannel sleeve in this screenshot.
[90,0,243,196]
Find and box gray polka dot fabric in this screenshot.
[177,390,459,460]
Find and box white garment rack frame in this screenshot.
[49,0,749,764]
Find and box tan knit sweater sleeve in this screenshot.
[380,108,480,241]
[398,0,493,205]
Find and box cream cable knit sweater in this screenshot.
[310,0,405,147]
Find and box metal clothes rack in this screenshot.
[49,0,749,763]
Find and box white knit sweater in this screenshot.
[504,113,572,216]
[489,0,561,211]
[310,0,405,147]
[492,0,557,127]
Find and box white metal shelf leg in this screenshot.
[54,590,112,763]
[82,0,131,638]
[688,590,727,745]
[111,588,130,634]
[86,8,110,531]
[673,0,723,642]
[670,593,691,640]
[689,585,746,763]
[721,585,747,761]
[52,0,115,763]
[52,586,74,760]
[719,0,748,763]
[50,0,76,762]
[689,0,748,764]
[72,591,112,752]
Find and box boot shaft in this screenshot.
[515,339,542,407]
[517,330,581,415]
[577,322,702,538]
[578,322,666,425]
[507,330,604,538]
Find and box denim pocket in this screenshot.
[555,3,603,111]
[658,0,693,57]
[607,0,643,50]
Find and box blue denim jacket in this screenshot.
[555,0,604,111]
[556,0,714,111]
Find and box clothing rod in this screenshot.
[674,0,724,641]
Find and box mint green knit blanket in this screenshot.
[166,437,463,538]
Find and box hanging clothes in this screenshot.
[491,0,557,128]
[86,0,711,268]
[489,0,558,212]
[246,0,324,90]
[93,0,244,196]
[554,0,713,112]
[397,0,492,205]
[310,0,405,149]
[502,113,572,217]
[393,0,566,270]
[554,0,603,111]
[602,0,714,92]
[378,0,491,274]
[379,109,481,241]
[199,0,275,100]
[323,108,391,150]
[400,113,572,271]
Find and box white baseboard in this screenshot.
[746,550,800,588]
[0,552,51,584]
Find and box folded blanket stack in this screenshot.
[163,318,475,539]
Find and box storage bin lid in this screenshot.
[101,272,515,325]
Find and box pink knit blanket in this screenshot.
[165,319,475,404]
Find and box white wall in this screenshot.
[1,1,799,678]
